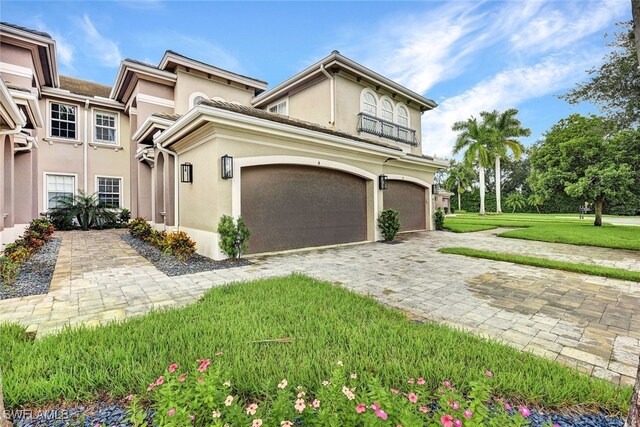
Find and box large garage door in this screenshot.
[241,165,367,253]
[383,180,426,231]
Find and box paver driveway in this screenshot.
[0,228,638,386]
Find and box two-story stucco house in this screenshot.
[0,22,448,260]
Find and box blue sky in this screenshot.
[1,1,633,157]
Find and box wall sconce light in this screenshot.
[221,154,233,179]
[432,184,438,195]
[378,174,388,190]
[181,162,193,183]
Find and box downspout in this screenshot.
[0,125,22,136]
[154,142,179,230]
[13,135,35,153]
[83,100,89,193]
[319,64,335,125]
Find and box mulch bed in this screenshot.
[121,233,250,277]
[0,237,61,300]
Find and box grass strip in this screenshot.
[0,274,630,413]
[438,247,640,282]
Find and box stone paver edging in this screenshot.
[0,229,638,386]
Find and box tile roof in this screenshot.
[151,112,182,121]
[59,75,111,98]
[123,58,160,70]
[200,100,402,151]
[0,22,52,39]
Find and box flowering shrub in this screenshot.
[128,358,534,426]
[0,218,55,286]
[128,217,153,240]
[164,231,196,261]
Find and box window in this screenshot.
[94,111,117,144]
[362,92,377,115]
[268,99,288,115]
[381,99,394,121]
[97,177,121,208]
[50,103,77,139]
[397,105,409,127]
[46,174,75,209]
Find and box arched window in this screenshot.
[381,99,393,122]
[361,91,377,115]
[397,105,409,127]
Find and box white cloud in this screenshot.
[78,15,122,67]
[33,20,74,70]
[421,52,601,158]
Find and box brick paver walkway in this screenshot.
[0,229,638,386]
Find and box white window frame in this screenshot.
[380,96,395,122]
[47,100,80,141]
[92,108,119,146]
[267,98,289,116]
[396,103,410,128]
[360,88,378,116]
[189,92,210,108]
[43,172,77,210]
[95,175,123,208]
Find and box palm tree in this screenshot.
[48,191,117,231]
[452,117,493,215]
[481,109,531,213]
[444,161,474,212]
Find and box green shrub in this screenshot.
[0,256,19,286]
[147,229,168,250]
[377,209,400,241]
[28,218,55,239]
[47,191,117,230]
[434,208,446,230]
[164,231,196,261]
[128,217,152,240]
[450,206,456,214]
[217,215,251,261]
[118,208,131,224]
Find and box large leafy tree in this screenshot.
[444,160,474,212]
[528,114,636,226]
[452,117,493,215]
[481,109,531,213]
[560,21,640,128]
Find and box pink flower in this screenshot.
[485,370,493,378]
[453,419,462,427]
[197,359,211,372]
[419,406,429,413]
[297,391,306,398]
[443,381,451,388]
[408,393,418,403]
[146,382,155,392]
[440,414,453,427]
[225,395,234,406]
[197,377,204,383]
[295,398,306,413]
[451,401,460,410]
[504,403,512,411]
[356,403,367,413]
[212,410,221,418]
[178,374,186,382]
[252,419,263,427]
[278,379,288,389]
[246,403,258,416]
[417,377,425,385]
[189,414,195,421]
[168,408,176,417]
[342,385,355,400]
[518,406,531,418]
[125,394,133,401]
[311,399,320,409]
[463,410,473,419]
[391,388,399,394]
[281,421,293,427]
[375,409,388,420]
[155,376,164,386]
[168,363,178,373]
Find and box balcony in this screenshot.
[357,112,418,146]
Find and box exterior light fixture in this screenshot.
[221,154,233,179]
[378,174,388,190]
[432,184,438,195]
[181,162,193,183]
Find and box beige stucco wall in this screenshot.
[284,76,331,127]
[173,69,255,114]
[0,43,35,88]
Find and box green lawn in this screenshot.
[438,247,640,282]
[444,213,640,250]
[0,275,630,413]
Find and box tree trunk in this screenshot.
[495,155,502,214]
[626,363,640,427]
[632,0,640,65]
[594,196,603,226]
[479,167,486,215]
[457,191,461,212]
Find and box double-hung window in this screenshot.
[268,100,288,115]
[94,111,117,144]
[46,174,75,209]
[97,177,121,208]
[50,103,77,139]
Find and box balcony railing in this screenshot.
[357,112,418,146]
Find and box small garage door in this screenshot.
[241,164,367,253]
[383,180,426,231]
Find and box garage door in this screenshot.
[383,180,426,231]
[241,164,367,253]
